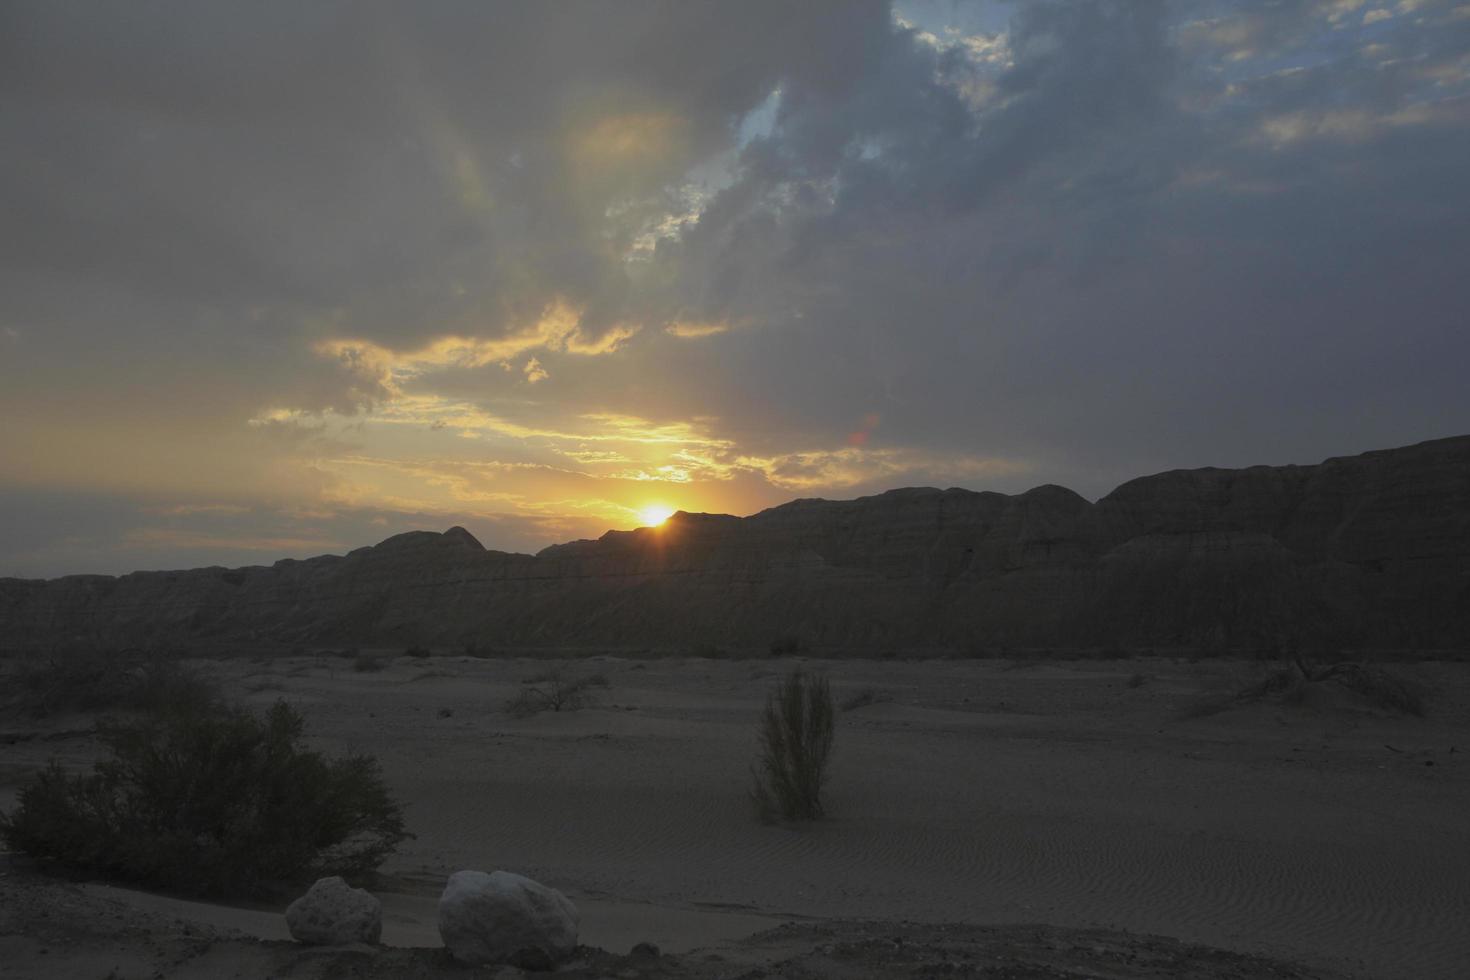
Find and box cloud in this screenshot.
[736,447,1031,492]
[3,1,1469,576]
[306,300,634,405]
[664,320,730,339]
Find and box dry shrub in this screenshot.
[506,669,609,718]
[751,670,834,822]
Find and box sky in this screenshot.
[2,0,1469,578]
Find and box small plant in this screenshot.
[505,670,609,718]
[1126,673,1148,689]
[404,646,433,659]
[0,700,408,897]
[750,670,835,822]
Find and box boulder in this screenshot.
[438,870,578,967]
[285,876,382,946]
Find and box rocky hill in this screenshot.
[3,436,1468,653]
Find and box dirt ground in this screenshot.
[2,653,1467,979]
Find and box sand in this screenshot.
[3,653,1467,978]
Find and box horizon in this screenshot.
[5,1,1469,578]
[13,430,1464,580]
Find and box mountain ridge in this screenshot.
[3,435,1468,652]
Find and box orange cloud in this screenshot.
[665,320,729,338]
[309,300,637,398]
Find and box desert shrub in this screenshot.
[403,646,433,659]
[506,669,609,718]
[0,700,408,898]
[1126,673,1148,689]
[353,652,386,673]
[4,650,221,719]
[750,670,834,822]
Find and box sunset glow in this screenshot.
[638,504,677,528]
[3,2,1468,578]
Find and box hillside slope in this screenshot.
[3,436,1468,652]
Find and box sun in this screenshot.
[637,503,676,527]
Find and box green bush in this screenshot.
[0,700,409,898]
[751,670,834,821]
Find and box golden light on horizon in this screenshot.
[638,503,676,527]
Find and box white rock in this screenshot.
[438,870,579,966]
[285,876,382,946]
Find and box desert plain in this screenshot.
[2,650,1467,979]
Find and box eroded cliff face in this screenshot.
[3,436,1468,652]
